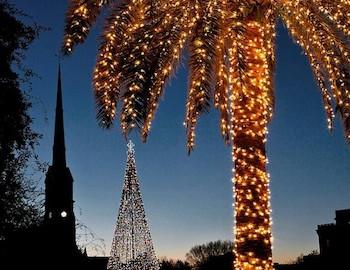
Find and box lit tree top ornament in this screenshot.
[107,140,159,270]
[63,1,350,269]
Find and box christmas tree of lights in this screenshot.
[108,141,159,270]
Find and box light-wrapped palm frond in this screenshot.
[281,0,350,140]
[280,2,335,130]
[93,0,144,128]
[213,0,230,144]
[63,0,110,54]
[185,0,222,151]
[141,0,197,140]
[63,0,350,143]
[118,0,190,134]
[214,37,230,144]
[119,23,154,133]
[310,0,350,39]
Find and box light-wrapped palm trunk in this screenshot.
[229,10,275,270]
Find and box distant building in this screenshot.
[317,209,350,266]
[275,209,350,270]
[0,66,108,270]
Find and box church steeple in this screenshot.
[53,65,66,167]
[44,65,77,254]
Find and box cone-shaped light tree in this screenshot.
[108,141,159,270]
[63,1,350,269]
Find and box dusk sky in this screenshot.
[11,0,350,263]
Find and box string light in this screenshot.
[63,1,350,269]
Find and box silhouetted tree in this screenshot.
[76,218,106,256]
[159,258,191,270]
[0,0,44,240]
[186,240,233,270]
[292,250,320,265]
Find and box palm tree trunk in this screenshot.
[230,14,275,270]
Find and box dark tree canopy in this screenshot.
[159,241,234,270]
[185,240,234,270]
[0,0,43,240]
[159,258,191,270]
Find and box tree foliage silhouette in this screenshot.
[0,0,44,240]
[186,240,233,269]
[159,258,191,270]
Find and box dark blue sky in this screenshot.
[11,0,350,263]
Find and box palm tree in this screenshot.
[62,0,350,269]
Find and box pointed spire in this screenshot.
[52,64,66,167]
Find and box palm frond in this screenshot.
[141,0,197,140]
[214,38,230,144]
[282,0,350,141]
[310,0,350,40]
[63,0,110,54]
[213,0,231,144]
[93,0,146,128]
[185,0,222,151]
[116,1,152,133]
